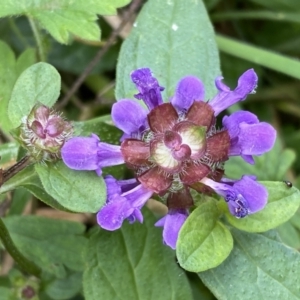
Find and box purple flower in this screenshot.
[222,111,277,164]
[201,175,268,218]
[61,134,124,176]
[171,76,205,111]
[131,68,164,110]
[61,67,275,250]
[97,175,153,230]
[171,69,257,116]
[155,209,188,249]
[209,69,258,116]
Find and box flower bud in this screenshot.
[18,105,73,160]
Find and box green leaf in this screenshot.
[186,272,216,300]
[83,209,193,300]
[45,272,82,300]
[225,139,296,181]
[199,229,300,300]
[277,221,300,248]
[0,41,16,132]
[73,116,122,145]
[116,0,221,101]
[216,34,300,80]
[290,209,300,230]
[0,165,70,212]
[3,216,87,277]
[36,161,106,213]
[8,62,60,128]
[0,142,19,168]
[277,207,300,249]
[224,181,300,232]
[0,287,13,300]
[49,40,120,75]
[0,0,130,44]
[8,188,31,216]
[177,199,233,272]
[0,41,36,132]
[15,48,37,77]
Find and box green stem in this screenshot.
[9,19,30,49]
[0,218,41,277]
[28,17,46,61]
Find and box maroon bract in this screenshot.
[120,102,230,199]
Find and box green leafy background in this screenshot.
[0,0,300,299]
[0,0,131,44]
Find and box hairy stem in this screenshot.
[0,218,41,277]
[0,156,33,188]
[28,17,46,61]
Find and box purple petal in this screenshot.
[105,175,139,203]
[241,154,255,165]
[128,209,144,224]
[223,111,277,163]
[122,184,153,207]
[97,142,124,170]
[201,176,268,217]
[61,134,101,171]
[112,100,148,138]
[233,175,268,213]
[97,196,133,230]
[171,76,205,112]
[105,175,139,200]
[209,69,258,116]
[61,134,124,176]
[104,175,122,200]
[131,68,164,110]
[222,111,259,139]
[97,183,153,231]
[155,209,188,249]
[229,122,276,157]
[155,216,166,227]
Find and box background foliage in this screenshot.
[0,0,300,299]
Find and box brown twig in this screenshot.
[94,80,116,104]
[0,199,11,218]
[0,156,33,188]
[59,0,142,107]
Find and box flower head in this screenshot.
[19,104,73,160]
[61,67,276,249]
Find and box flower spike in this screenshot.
[61,67,276,250]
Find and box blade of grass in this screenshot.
[216,35,300,79]
[212,11,300,23]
